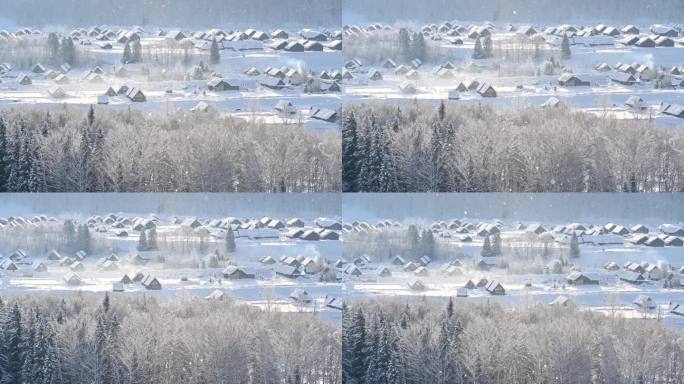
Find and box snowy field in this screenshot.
[0,198,344,320]
[342,193,684,328]
[344,22,684,127]
[0,26,343,131]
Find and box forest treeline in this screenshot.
[343,298,684,384]
[342,0,684,24]
[342,102,684,192]
[0,0,340,28]
[0,293,340,384]
[0,106,341,192]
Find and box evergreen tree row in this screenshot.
[0,294,341,384]
[342,102,684,192]
[344,298,684,384]
[0,106,340,192]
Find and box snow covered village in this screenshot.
[0,0,682,383]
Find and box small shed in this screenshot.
[207,78,239,91]
[126,88,146,102]
[222,266,255,280]
[141,275,162,290]
[566,272,599,285]
[485,280,505,295]
[407,279,426,291]
[558,74,590,86]
[633,295,655,309]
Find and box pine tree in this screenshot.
[20,313,36,383]
[122,42,132,64]
[41,322,63,384]
[446,297,454,318]
[76,224,91,254]
[364,317,380,383]
[472,37,484,59]
[570,232,580,258]
[377,128,398,192]
[342,112,359,192]
[437,312,453,384]
[77,120,91,192]
[465,156,477,192]
[438,100,446,121]
[481,235,492,257]
[386,323,404,384]
[137,231,147,251]
[129,350,143,384]
[5,127,22,192]
[341,303,351,384]
[428,118,444,191]
[289,367,302,384]
[407,225,420,258]
[36,315,58,384]
[147,227,158,250]
[561,33,571,60]
[103,315,124,384]
[17,126,35,192]
[398,28,411,62]
[131,39,142,63]
[0,116,8,192]
[46,33,61,63]
[102,293,110,313]
[420,229,435,258]
[209,38,220,65]
[62,220,76,252]
[88,124,107,192]
[343,307,367,384]
[482,34,493,58]
[225,226,236,253]
[491,232,502,256]
[411,32,426,61]
[86,105,95,127]
[59,37,76,65]
[28,143,47,192]
[355,120,373,191]
[2,303,24,384]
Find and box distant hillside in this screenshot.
[0,0,341,28]
[343,0,684,25]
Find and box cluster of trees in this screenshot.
[62,219,92,254]
[136,227,157,252]
[0,106,341,192]
[342,0,684,23]
[344,28,437,65]
[471,36,493,60]
[0,293,341,384]
[46,33,77,66]
[209,39,220,65]
[345,26,567,74]
[561,33,571,60]
[0,0,341,28]
[343,222,581,274]
[344,298,684,384]
[479,233,501,257]
[0,216,253,270]
[343,225,443,263]
[0,33,80,70]
[342,102,684,192]
[121,40,143,64]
